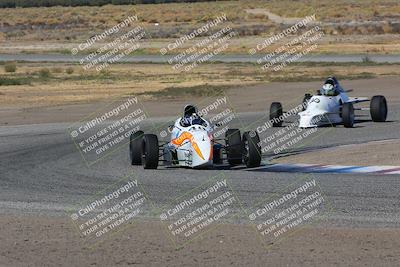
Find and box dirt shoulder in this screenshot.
[0,215,399,266]
[274,139,400,166]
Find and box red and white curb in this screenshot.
[248,163,400,175]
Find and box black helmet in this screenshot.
[184,105,198,117]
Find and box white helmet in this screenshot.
[321,83,335,96]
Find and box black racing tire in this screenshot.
[129,130,144,165]
[142,134,159,169]
[225,129,243,166]
[370,95,388,122]
[242,131,262,168]
[342,103,354,128]
[270,102,283,127]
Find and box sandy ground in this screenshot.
[1,215,399,266]
[275,139,400,166]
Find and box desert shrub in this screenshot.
[52,67,63,73]
[0,77,30,86]
[38,68,51,78]
[4,61,17,73]
[66,67,74,74]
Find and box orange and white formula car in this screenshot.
[129,105,262,169]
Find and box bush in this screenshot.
[52,67,63,73]
[66,67,74,74]
[38,68,51,78]
[0,77,30,86]
[4,62,17,73]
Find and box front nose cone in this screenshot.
[191,131,212,166]
[299,113,314,128]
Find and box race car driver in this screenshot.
[180,104,208,127]
[320,77,340,96]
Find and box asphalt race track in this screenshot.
[1,106,399,229]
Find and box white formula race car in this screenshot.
[269,77,388,128]
[129,105,262,169]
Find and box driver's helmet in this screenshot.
[183,104,198,117]
[320,83,336,96]
[181,104,203,126]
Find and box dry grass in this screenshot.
[2,0,399,29]
[0,0,399,57]
[0,2,249,35]
[0,2,248,26]
[1,0,400,44]
[262,0,400,22]
[1,35,400,55]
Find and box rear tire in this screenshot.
[342,103,354,128]
[130,130,144,165]
[142,134,159,169]
[242,131,262,168]
[370,95,387,122]
[225,129,243,166]
[270,102,283,127]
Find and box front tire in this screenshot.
[129,130,144,165]
[142,134,159,169]
[342,103,354,128]
[370,95,387,122]
[242,131,261,168]
[270,102,283,127]
[225,129,243,166]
